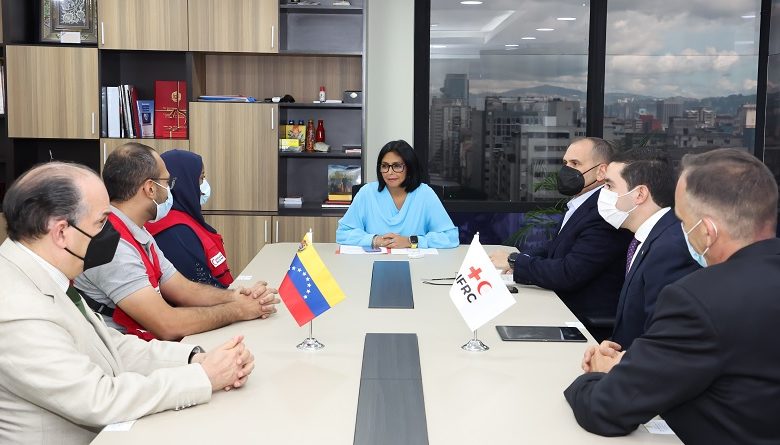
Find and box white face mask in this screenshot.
[597,186,639,229]
[200,179,211,206]
[150,180,174,223]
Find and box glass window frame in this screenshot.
[413,0,772,212]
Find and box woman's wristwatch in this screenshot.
[410,235,418,249]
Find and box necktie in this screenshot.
[66,286,89,319]
[626,237,640,276]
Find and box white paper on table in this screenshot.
[389,248,439,255]
[338,245,388,255]
[103,420,136,432]
[500,272,515,284]
[236,275,253,281]
[644,419,676,435]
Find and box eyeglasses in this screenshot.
[150,177,177,190]
[379,162,406,173]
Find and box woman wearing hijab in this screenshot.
[146,149,233,288]
[336,139,459,249]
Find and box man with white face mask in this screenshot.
[587,149,698,354]
[75,143,280,341]
[565,148,780,444]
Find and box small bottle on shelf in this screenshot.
[319,86,326,103]
[315,120,326,142]
[305,119,315,152]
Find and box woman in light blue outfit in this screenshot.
[336,140,459,249]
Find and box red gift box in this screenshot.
[154,80,188,139]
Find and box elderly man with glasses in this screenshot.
[74,143,280,341]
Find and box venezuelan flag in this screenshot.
[278,233,346,326]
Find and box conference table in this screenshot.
[93,243,681,444]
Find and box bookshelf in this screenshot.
[0,0,365,271]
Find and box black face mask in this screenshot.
[557,164,599,196]
[65,221,120,271]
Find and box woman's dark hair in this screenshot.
[376,140,422,193]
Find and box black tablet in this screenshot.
[496,325,587,342]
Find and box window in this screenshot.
[417,0,770,206]
[603,1,761,161]
[427,0,589,202]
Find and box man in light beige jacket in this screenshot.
[0,162,255,444]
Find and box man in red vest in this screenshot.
[75,143,279,341]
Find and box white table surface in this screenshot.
[92,243,681,444]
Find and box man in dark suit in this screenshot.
[589,149,698,352]
[565,148,780,444]
[491,137,632,341]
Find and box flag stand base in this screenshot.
[461,329,488,352]
[297,321,324,350]
[461,337,489,352]
[297,336,325,350]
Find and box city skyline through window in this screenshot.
[425,0,762,202]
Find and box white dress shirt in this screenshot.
[559,186,603,232]
[628,207,671,270]
[14,241,70,293]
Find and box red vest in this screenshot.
[107,213,160,341]
[146,210,234,286]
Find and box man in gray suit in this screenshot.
[0,162,255,444]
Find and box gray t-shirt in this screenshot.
[75,206,176,332]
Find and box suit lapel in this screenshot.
[0,240,121,374]
[550,192,597,255]
[615,211,678,330]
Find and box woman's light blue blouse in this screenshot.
[335,182,459,248]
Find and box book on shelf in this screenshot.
[321,200,351,209]
[0,66,4,115]
[137,100,155,138]
[100,87,107,137]
[154,80,188,139]
[198,95,257,103]
[328,165,361,203]
[327,193,351,201]
[102,84,143,139]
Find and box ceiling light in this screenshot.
[536,28,555,31]
[556,17,577,21]
[430,44,447,49]
[460,1,484,4]
[505,44,519,47]
[741,14,756,19]
[521,37,536,40]
[430,23,439,27]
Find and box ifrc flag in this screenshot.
[449,234,516,331]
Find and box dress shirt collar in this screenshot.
[567,185,602,212]
[14,241,70,293]
[634,207,671,243]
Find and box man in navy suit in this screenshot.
[491,137,632,341]
[565,149,780,444]
[587,149,698,355]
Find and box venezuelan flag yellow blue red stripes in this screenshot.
[278,233,346,326]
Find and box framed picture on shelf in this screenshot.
[40,0,98,44]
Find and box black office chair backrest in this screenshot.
[351,183,365,199]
